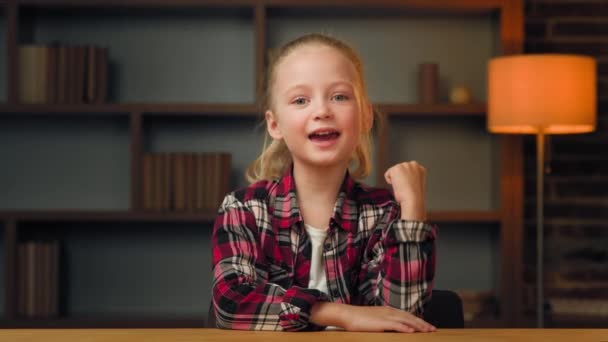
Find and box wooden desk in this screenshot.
[1,329,608,342]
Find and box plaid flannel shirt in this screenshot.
[211,167,437,331]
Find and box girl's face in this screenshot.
[266,44,364,172]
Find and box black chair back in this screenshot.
[423,289,465,328]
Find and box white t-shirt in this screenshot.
[304,224,342,331]
[304,224,329,295]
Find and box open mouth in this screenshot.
[308,129,341,142]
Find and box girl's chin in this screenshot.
[289,143,356,168]
[297,156,351,169]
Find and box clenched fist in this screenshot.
[384,161,427,221]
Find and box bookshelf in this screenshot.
[0,103,259,115]
[0,0,525,328]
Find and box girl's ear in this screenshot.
[266,110,283,140]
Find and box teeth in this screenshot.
[311,130,337,136]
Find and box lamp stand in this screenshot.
[536,132,545,328]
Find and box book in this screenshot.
[50,241,60,317]
[19,45,48,104]
[86,45,97,103]
[75,45,86,103]
[26,241,36,317]
[220,153,232,208]
[154,154,163,211]
[142,154,153,210]
[185,153,195,211]
[57,46,68,104]
[163,153,172,211]
[201,154,210,210]
[174,153,186,211]
[96,47,109,103]
[195,154,204,211]
[46,44,58,104]
[17,244,26,317]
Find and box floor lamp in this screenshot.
[487,54,597,328]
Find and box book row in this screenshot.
[17,240,61,318]
[19,44,109,104]
[142,152,231,212]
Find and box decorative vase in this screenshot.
[418,63,439,104]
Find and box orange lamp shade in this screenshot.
[488,54,597,134]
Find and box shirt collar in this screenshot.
[271,164,359,233]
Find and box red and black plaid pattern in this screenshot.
[212,167,437,331]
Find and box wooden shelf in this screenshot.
[0,209,500,224]
[0,210,217,223]
[265,0,501,11]
[0,316,206,328]
[379,103,486,116]
[17,0,255,8]
[0,103,485,117]
[15,0,502,12]
[0,103,259,116]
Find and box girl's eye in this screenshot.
[332,94,349,101]
[292,97,308,105]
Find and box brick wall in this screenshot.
[524,0,608,324]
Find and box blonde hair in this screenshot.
[246,33,376,183]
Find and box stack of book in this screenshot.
[142,152,231,212]
[18,44,108,104]
[549,297,608,318]
[17,240,61,318]
[545,285,608,318]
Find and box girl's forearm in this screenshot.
[310,301,348,327]
[400,200,426,221]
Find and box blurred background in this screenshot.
[0,0,605,329]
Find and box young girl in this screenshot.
[211,33,437,333]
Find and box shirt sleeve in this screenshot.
[357,203,437,317]
[211,193,328,331]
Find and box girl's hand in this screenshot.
[343,305,436,333]
[384,161,427,221]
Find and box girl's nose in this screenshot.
[313,100,333,120]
